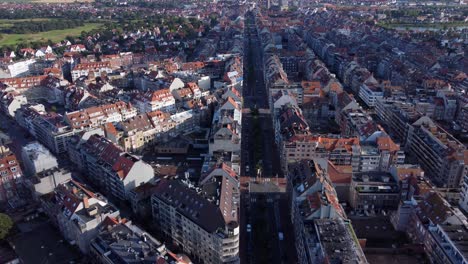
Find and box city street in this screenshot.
[240,11,295,264]
[0,113,33,158]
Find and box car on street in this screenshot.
[247,224,252,233]
[278,232,284,241]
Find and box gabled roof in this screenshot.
[220,96,240,111]
[199,162,238,185]
[376,136,399,152]
[112,154,136,179]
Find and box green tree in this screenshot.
[0,213,13,240]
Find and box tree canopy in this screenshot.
[0,213,13,240]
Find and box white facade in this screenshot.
[21,141,58,176]
[7,59,35,77]
[71,67,112,82]
[358,83,383,108]
[3,94,27,117]
[459,174,468,212]
[121,160,154,198]
[135,97,176,113]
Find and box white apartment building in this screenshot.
[358,81,383,108]
[71,62,113,82]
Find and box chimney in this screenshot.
[83,197,89,208]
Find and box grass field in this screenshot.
[0,18,50,29]
[0,23,102,47]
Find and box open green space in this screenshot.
[0,18,51,29]
[0,22,102,47]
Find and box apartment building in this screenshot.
[339,108,379,140]
[26,167,72,200]
[349,171,400,214]
[375,98,421,146]
[389,164,425,202]
[404,191,468,264]
[77,134,154,200]
[358,76,383,107]
[14,104,46,137]
[289,160,346,221]
[116,114,156,153]
[426,224,468,264]
[209,96,242,156]
[459,173,468,212]
[0,153,23,202]
[32,113,77,154]
[71,62,112,82]
[64,101,137,130]
[0,75,47,90]
[282,134,403,173]
[151,179,240,264]
[302,218,368,264]
[274,104,309,155]
[41,179,120,254]
[288,160,367,264]
[90,221,190,264]
[458,104,468,131]
[406,116,467,188]
[133,89,176,113]
[0,91,27,117]
[282,135,357,167]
